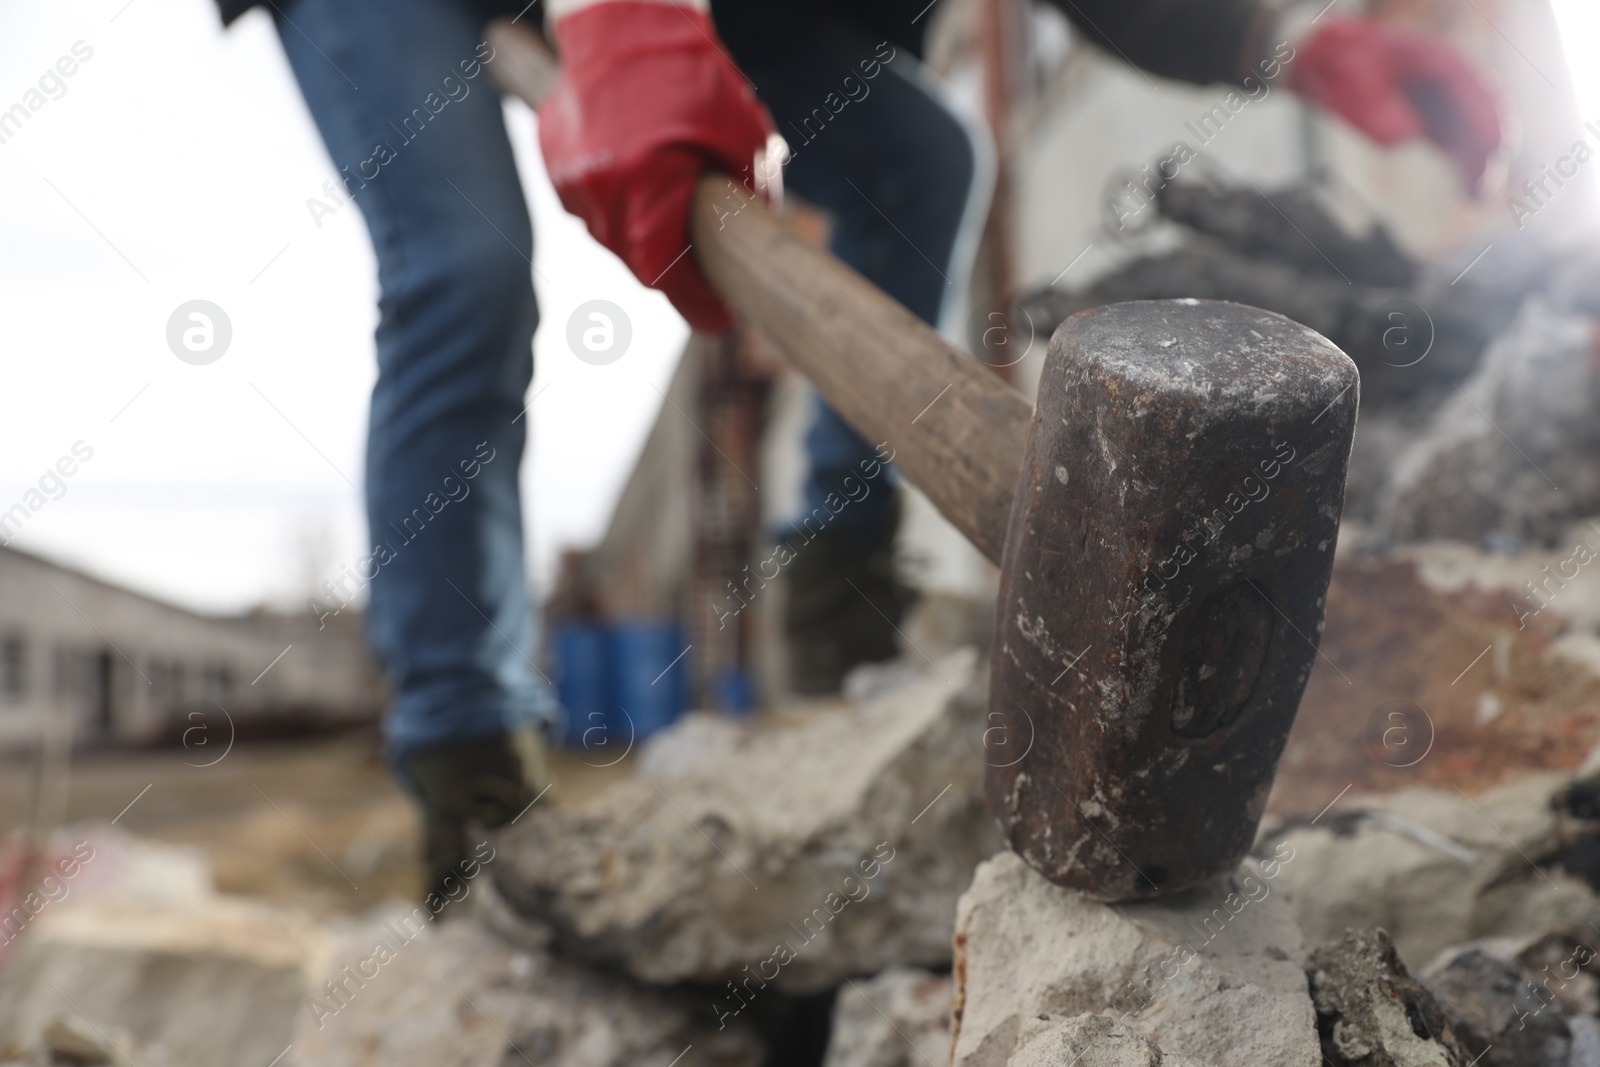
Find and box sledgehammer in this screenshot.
[488,21,1360,901]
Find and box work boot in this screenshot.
[783,495,916,695]
[400,727,549,907]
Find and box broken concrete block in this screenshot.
[950,851,1319,1067]
[823,968,950,1067]
[494,650,999,993]
[1306,928,1467,1066]
[1262,777,1600,968]
[1017,234,1493,410]
[289,913,761,1067]
[1378,296,1600,547]
[1418,943,1568,1067]
[1154,180,1417,288]
[0,833,327,1067]
[1498,930,1600,1016]
[0,826,761,1067]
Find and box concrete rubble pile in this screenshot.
[0,832,314,1067]
[1021,178,1600,550]
[1375,266,1600,548]
[0,828,763,1067]
[1268,765,1600,1067]
[0,648,999,1067]
[899,760,1600,1067]
[1262,773,1600,967]
[490,647,999,994]
[949,849,1320,1066]
[14,643,1600,1065]
[287,912,763,1067]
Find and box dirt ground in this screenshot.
[0,732,631,916]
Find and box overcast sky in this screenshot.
[0,0,689,616]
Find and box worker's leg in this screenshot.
[715,7,985,689]
[723,24,981,531]
[785,59,981,528]
[273,0,553,886]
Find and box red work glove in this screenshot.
[1292,19,1501,195]
[538,2,776,332]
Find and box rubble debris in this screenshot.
[1154,180,1418,287]
[290,911,762,1067]
[1261,767,1600,1066]
[1376,295,1600,547]
[1020,179,1600,547]
[1025,243,1440,401]
[1353,246,1600,540]
[1024,237,1510,409]
[1509,931,1600,1016]
[1420,942,1571,1067]
[0,832,327,1067]
[0,827,764,1067]
[1260,774,1600,970]
[1020,180,1553,409]
[949,851,1320,1066]
[1271,554,1600,814]
[1306,927,1467,1066]
[822,968,950,1067]
[493,650,999,993]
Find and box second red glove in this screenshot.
[1292,19,1501,195]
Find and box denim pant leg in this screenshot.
[715,10,983,539]
[274,0,555,763]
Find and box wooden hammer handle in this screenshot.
[691,178,1029,563]
[488,19,1030,565]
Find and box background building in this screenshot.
[0,544,380,750]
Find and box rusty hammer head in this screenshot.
[985,299,1358,901]
[682,185,1355,899]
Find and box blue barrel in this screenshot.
[608,621,690,739]
[715,666,757,715]
[552,623,609,748]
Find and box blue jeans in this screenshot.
[714,2,983,538]
[276,0,555,761]
[274,0,978,758]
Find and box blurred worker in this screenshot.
[216,0,1499,894]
